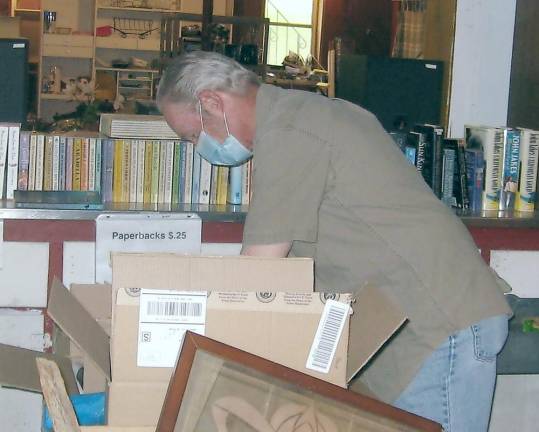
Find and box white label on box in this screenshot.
[306,299,350,374]
[95,213,201,283]
[137,289,207,367]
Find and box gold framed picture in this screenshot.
[157,331,441,432]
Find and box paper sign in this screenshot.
[306,299,350,374]
[95,213,201,283]
[137,289,207,367]
[0,220,3,269]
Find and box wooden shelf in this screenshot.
[40,93,75,101]
[96,66,158,73]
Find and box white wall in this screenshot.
[448,0,517,138]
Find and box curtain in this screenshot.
[392,0,427,59]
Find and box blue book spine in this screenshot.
[465,148,484,213]
[101,139,114,203]
[441,148,456,207]
[191,150,201,204]
[227,165,242,205]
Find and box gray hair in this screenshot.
[156,51,260,109]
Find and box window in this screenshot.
[265,0,316,66]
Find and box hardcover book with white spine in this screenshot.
[516,128,539,212]
[6,124,21,199]
[28,133,37,191]
[183,141,194,204]
[35,134,45,191]
[129,139,138,203]
[199,158,212,205]
[0,125,9,198]
[52,135,60,191]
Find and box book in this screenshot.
[95,138,102,193]
[0,125,9,199]
[241,160,252,205]
[227,165,242,205]
[465,148,485,213]
[35,134,45,191]
[455,141,470,210]
[143,140,153,204]
[441,147,456,207]
[404,146,416,165]
[171,141,181,205]
[136,140,145,203]
[163,140,174,204]
[121,139,131,202]
[129,139,138,203]
[65,137,74,191]
[150,140,160,204]
[101,139,114,203]
[389,131,408,152]
[88,138,97,192]
[209,164,219,205]
[191,150,201,204]
[17,131,31,192]
[80,137,89,191]
[465,125,504,211]
[43,135,54,191]
[199,158,212,205]
[158,140,167,204]
[6,124,21,199]
[99,114,179,140]
[58,136,66,191]
[52,135,60,191]
[499,128,521,211]
[216,166,229,205]
[414,124,444,198]
[183,141,194,205]
[112,139,123,202]
[28,133,37,191]
[516,128,539,212]
[72,138,83,191]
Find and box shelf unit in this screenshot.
[96,66,159,100]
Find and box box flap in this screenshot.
[48,278,111,381]
[70,283,112,321]
[112,254,313,293]
[0,343,79,395]
[346,285,408,382]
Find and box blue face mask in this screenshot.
[195,101,253,166]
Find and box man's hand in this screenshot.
[241,242,292,258]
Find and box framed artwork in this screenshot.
[157,331,441,432]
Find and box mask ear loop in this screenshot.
[223,111,231,137]
[198,100,205,131]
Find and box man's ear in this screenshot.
[198,90,223,117]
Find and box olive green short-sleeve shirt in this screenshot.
[242,84,511,403]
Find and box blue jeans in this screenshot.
[393,315,509,432]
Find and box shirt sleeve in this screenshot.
[242,126,331,246]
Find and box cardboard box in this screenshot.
[105,253,406,427]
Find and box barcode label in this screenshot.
[146,300,203,318]
[138,289,207,367]
[306,300,350,374]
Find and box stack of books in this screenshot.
[389,123,539,213]
[0,120,253,207]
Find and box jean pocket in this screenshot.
[472,315,509,362]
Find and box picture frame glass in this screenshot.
[174,349,423,432]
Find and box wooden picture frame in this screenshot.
[157,331,441,432]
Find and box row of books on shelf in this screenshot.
[0,123,252,206]
[390,124,539,212]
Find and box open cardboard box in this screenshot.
[44,254,407,428]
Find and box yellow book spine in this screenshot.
[217,166,229,205]
[112,139,123,203]
[143,140,153,204]
[43,136,54,191]
[72,138,82,191]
